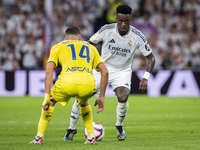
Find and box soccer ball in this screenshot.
[84,122,105,141]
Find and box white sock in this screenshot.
[69,100,81,130]
[116,102,129,126]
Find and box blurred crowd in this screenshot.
[0,0,200,71]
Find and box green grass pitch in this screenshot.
[0,95,200,150]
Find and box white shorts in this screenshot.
[93,67,132,94]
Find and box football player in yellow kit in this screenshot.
[29,27,108,145]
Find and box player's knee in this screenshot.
[117,93,129,103]
[115,87,130,103]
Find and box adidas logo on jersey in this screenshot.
[109,39,115,43]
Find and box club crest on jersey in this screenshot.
[127,40,132,46]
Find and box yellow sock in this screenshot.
[80,105,94,136]
[37,105,54,137]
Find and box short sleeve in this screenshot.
[89,25,106,44]
[137,31,152,56]
[47,45,59,67]
[92,46,104,71]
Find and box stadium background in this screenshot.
[0,0,200,97]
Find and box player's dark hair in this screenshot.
[116,5,132,15]
[65,27,80,35]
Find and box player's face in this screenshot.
[116,13,132,36]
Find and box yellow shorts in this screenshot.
[51,83,95,106]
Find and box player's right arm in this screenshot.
[42,44,59,110]
[42,62,55,111]
[94,63,108,113]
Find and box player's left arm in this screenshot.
[145,53,155,74]
[139,52,155,92]
[42,62,55,110]
[94,63,108,113]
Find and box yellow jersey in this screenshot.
[47,40,104,86]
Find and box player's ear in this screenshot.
[116,14,119,21]
[78,36,82,41]
[130,15,132,21]
[64,35,67,40]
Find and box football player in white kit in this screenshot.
[64,5,155,141]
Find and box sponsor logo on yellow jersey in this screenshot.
[66,67,92,74]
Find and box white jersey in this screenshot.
[89,23,152,71]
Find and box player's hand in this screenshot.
[94,97,105,113]
[138,78,148,92]
[42,93,50,111]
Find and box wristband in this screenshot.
[45,93,50,99]
[143,72,151,80]
[42,93,50,106]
